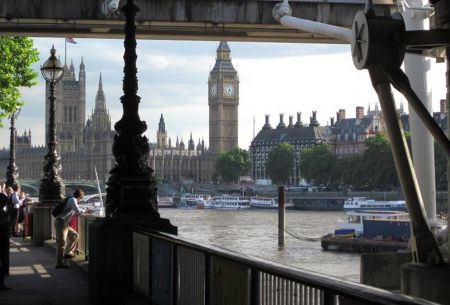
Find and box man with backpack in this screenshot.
[53,189,86,269]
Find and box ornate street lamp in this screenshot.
[104,0,160,218]
[5,108,21,188]
[39,45,65,204]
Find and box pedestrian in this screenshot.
[8,185,22,237]
[0,193,11,290]
[53,189,85,268]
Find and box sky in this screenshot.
[0,37,447,150]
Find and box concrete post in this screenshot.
[278,186,285,246]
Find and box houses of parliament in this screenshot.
[0,41,239,184]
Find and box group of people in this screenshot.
[0,183,32,238]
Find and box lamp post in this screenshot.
[104,0,160,218]
[39,45,65,205]
[33,45,65,246]
[5,108,21,188]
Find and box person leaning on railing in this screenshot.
[53,189,91,269]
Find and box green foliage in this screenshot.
[360,133,399,190]
[300,144,336,186]
[215,148,250,183]
[298,134,400,190]
[435,141,447,190]
[0,37,39,126]
[265,143,294,185]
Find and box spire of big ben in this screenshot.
[207,41,239,181]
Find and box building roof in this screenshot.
[211,41,236,73]
[251,125,326,145]
[333,115,376,135]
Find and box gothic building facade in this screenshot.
[0,61,115,182]
[1,41,239,184]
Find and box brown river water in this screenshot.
[159,209,361,282]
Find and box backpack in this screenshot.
[51,197,70,217]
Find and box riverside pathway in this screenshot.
[0,238,90,305]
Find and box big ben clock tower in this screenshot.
[208,41,239,155]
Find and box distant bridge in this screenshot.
[0,0,394,43]
[20,180,101,197]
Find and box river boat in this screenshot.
[321,210,411,253]
[179,193,214,209]
[212,195,250,209]
[343,197,406,212]
[337,210,410,236]
[249,196,294,209]
[157,196,175,208]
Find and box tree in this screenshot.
[360,133,399,190]
[331,155,363,189]
[215,148,250,183]
[0,37,39,126]
[266,143,294,185]
[434,140,447,190]
[300,144,336,186]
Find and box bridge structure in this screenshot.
[19,180,101,197]
[0,0,394,42]
[1,0,449,304]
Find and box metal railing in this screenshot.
[132,230,437,305]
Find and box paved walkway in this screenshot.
[0,238,91,305]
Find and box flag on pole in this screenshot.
[65,38,77,44]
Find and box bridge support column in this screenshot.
[401,263,450,304]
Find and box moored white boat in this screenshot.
[212,195,250,209]
[179,193,214,209]
[343,197,406,212]
[157,196,175,208]
[249,197,294,209]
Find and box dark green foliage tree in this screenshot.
[359,133,399,190]
[332,155,363,189]
[435,141,447,190]
[266,143,294,185]
[215,148,250,183]
[0,37,39,125]
[300,144,336,186]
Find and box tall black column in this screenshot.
[105,0,159,217]
[39,81,65,204]
[5,111,19,188]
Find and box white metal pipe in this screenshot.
[402,0,437,224]
[279,15,352,43]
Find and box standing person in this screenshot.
[8,185,21,237]
[0,193,11,290]
[53,189,84,268]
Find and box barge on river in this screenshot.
[321,210,411,253]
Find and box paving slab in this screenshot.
[0,238,91,305]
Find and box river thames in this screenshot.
[158,209,361,282]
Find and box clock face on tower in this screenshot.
[223,83,235,97]
[209,84,217,97]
